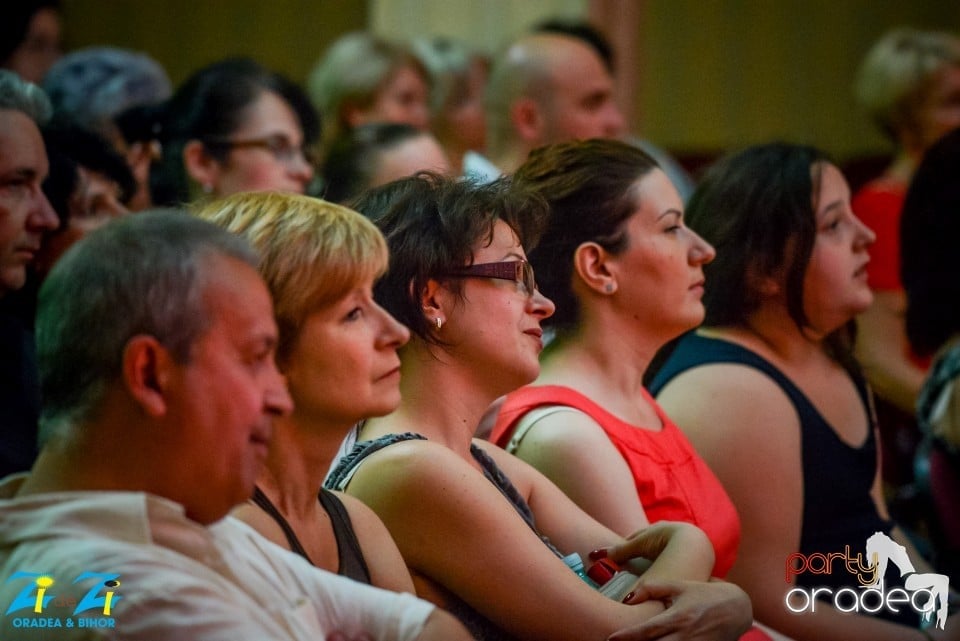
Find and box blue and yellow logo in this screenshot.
[4,571,122,630]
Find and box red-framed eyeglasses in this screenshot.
[446,260,538,297]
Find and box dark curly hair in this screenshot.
[352,172,547,345]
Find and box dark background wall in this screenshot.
[60,0,960,172]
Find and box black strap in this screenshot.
[250,486,313,564]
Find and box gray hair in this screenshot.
[0,69,52,123]
[36,209,258,440]
[42,46,171,137]
[855,28,960,144]
[308,32,424,147]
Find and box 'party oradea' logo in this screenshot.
[784,531,949,629]
[3,571,122,631]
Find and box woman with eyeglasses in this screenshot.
[151,57,318,206]
[323,173,752,641]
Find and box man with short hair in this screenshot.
[0,69,58,473]
[0,70,58,298]
[0,211,469,641]
[465,32,625,180]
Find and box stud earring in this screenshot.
[436,317,443,330]
[604,283,615,293]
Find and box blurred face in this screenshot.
[283,276,410,427]
[802,163,876,337]
[440,58,488,152]
[166,256,293,524]
[35,166,129,276]
[607,170,715,341]
[441,220,555,395]
[915,64,960,152]
[212,90,313,196]
[370,134,452,188]
[0,110,58,296]
[365,65,431,130]
[3,8,62,83]
[538,40,625,145]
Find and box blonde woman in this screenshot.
[197,191,413,592]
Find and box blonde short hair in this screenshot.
[195,191,388,363]
[855,28,960,143]
[308,32,427,149]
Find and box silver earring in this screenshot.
[436,317,443,330]
[605,283,614,293]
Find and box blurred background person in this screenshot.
[42,46,172,210]
[411,36,488,175]
[0,70,57,475]
[35,118,134,278]
[321,123,450,205]
[308,32,430,158]
[152,57,318,206]
[901,127,960,579]
[468,30,626,181]
[0,1,61,84]
[852,30,960,495]
[531,18,696,202]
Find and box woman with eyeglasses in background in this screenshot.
[323,173,752,641]
[151,57,319,206]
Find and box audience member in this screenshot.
[309,32,430,153]
[649,142,956,640]
[325,173,752,641]
[196,191,415,593]
[0,70,58,475]
[411,36,488,174]
[34,119,134,278]
[491,139,780,641]
[470,31,625,180]
[152,57,318,206]
[852,29,960,422]
[321,123,450,205]
[0,1,61,84]
[901,127,960,576]
[531,18,696,202]
[491,140,731,571]
[42,46,172,210]
[0,209,471,641]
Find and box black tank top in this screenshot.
[325,432,563,641]
[251,486,372,584]
[650,332,918,626]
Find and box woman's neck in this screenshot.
[362,345,496,454]
[540,328,651,399]
[257,414,347,518]
[707,302,827,366]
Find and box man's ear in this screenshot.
[183,140,219,192]
[122,335,175,417]
[573,241,618,295]
[511,97,544,143]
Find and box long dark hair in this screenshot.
[687,142,858,371]
[513,138,659,336]
[151,57,318,206]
